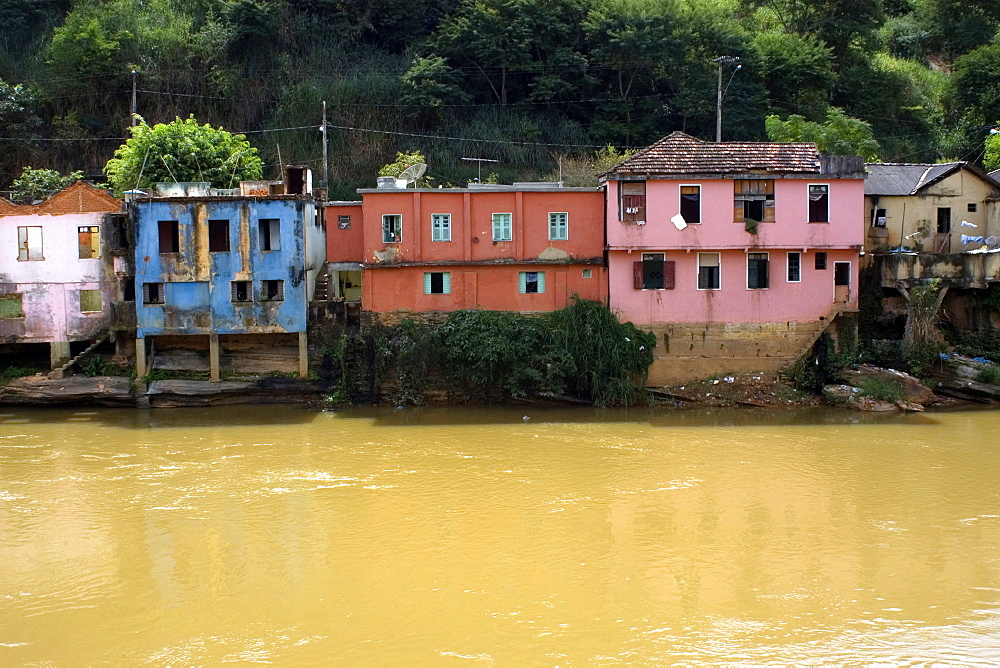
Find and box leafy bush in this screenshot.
[977,364,1000,385]
[857,377,904,403]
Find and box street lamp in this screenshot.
[714,56,741,142]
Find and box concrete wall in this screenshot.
[133,197,311,338]
[325,202,364,263]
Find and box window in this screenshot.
[78,226,100,259]
[873,208,887,228]
[261,279,284,301]
[259,219,280,251]
[423,272,451,294]
[633,253,675,290]
[621,181,646,223]
[937,207,951,234]
[208,220,230,252]
[680,185,701,224]
[231,281,251,303]
[549,212,568,240]
[158,220,179,253]
[492,213,512,241]
[968,203,978,213]
[79,289,102,313]
[734,180,774,223]
[815,252,828,270]
[747,252,769,289]
[697,253,720,290]
[0,293,24,319]
[142,282,164,305]
[787,252,801,282]
[122,277,135,302]
[338,215,352,229]
[519,271,546,294]
[382,214,402,243]
[17,226,43,261]
[582,269,592,279]
[432,214,451,242]
[808,184,829,223]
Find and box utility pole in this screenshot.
[321,100,328,189]
[714,56,740,142]
[131,69,138,127]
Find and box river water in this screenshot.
[1,404,999,664]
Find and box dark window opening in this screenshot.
[122,277,135,302]
[338,215,351,230]
[937,207,951,234]
[968,203,978,213]
[808,185,829,222]
[680,186,700,224]
[232,281,251,302]
[735,180,774,223]
[158,220,179,253]
[744,199,765,222]
[259,219,280,251]
[834,263,851,286]
[698,253,720,290]
[634,254,675,290]
[208,220,230,252]
[787,252,801,282]
[874,208,887,228]
[429,272,445,294]
[748,253,769,289]
[262,279,284,301]
[524,272,539,293]
[815,252,828,270]
[142,282,164,305]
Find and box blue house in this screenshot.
[131,168,325,380]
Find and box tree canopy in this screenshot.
[9,166,83,201]
[104,116,263,195]
[765,108,881,160]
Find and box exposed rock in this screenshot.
[0,375,135,407]
[846,395,899,412]
[840,365,935,405]
[822,384,860,404]
[932,354,1000,402]
[896,400,925,412]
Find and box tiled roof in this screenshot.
[604,131,821,177]
[0,181,121,216]
[864,163,961,196]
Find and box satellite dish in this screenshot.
[398,163,427,187]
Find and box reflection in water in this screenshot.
[0,405,998,663]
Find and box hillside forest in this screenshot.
[2,0,1000,198]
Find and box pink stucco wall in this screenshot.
[609,249,858,324]
[605,178,865,249]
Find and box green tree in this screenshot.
[765,107,881,159]
[750,31,834,118]
[378,150,433,186]
[400,56,470,121]
[9,167,84,201]
[985,129,1000,172]
[104,116,263,195]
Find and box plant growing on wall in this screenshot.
[104,115,263,195]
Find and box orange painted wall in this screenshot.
[359,188,605,264]
[324,203,364,262]
[362,263,607,313]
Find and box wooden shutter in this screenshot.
[442,272,451,294]
[518,272,527,293]
[424,272,432,294]
[663,261,675,289]
[537,272,545,294]
[633,262,643,289]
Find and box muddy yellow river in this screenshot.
[1,405,999,663]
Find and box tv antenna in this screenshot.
[398,162,427,187]
[461,157,499,182]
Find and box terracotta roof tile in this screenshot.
[606,131,821,177]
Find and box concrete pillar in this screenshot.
[298,331,309,378]
[135,337,147,378]
[209,333,220,382]
[50,341,71,370]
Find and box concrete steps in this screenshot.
[49,332,109,380]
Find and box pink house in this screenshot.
[601,133,865,384]
[0,182,126,370]
[357,182,607,316]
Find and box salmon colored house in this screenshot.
[356,182,607,316]
[601,132,865,384]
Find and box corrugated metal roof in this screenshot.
[864,163,962,196]
[605,131,821,177]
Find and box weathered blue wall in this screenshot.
[133,198,311,338]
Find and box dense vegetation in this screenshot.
[2,0,999,197]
